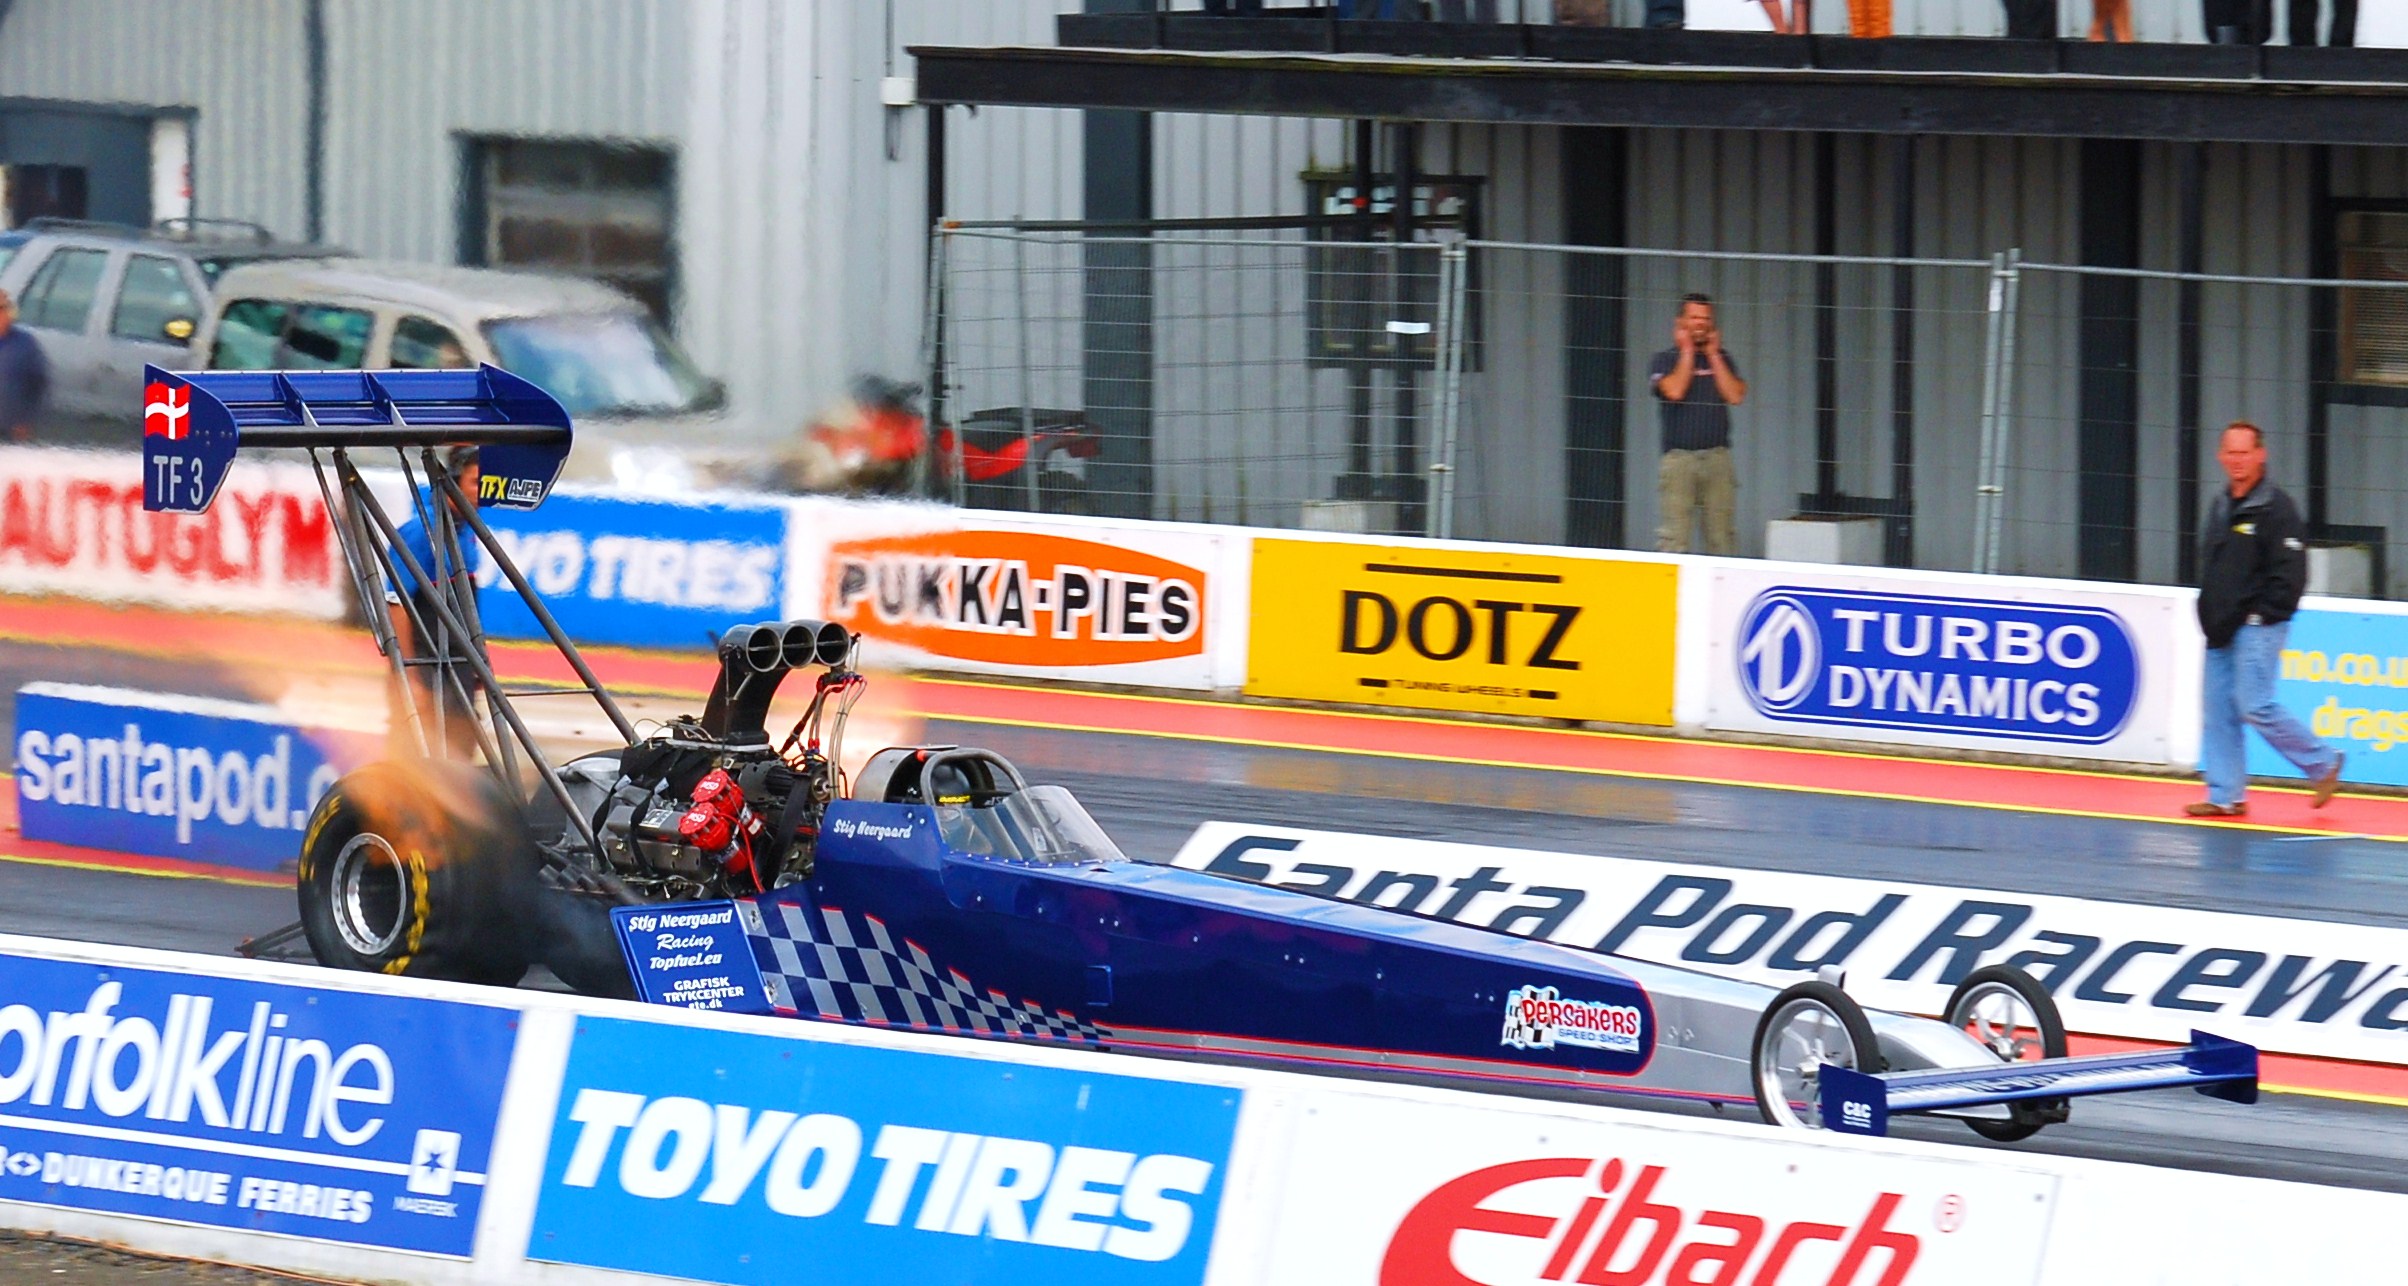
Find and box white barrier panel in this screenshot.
[1170,824,2408,1069]
[0,446,349,619]
[1236,1090,2061,1286]
[1703,560,2196,765]
[2,932,2406,1286]
[780,498,1251,691]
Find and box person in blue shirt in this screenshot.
[0,289,51,442]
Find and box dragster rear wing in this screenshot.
[1819,1031,2259,1136]
[140,364,572,515]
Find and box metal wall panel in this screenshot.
[0,0,310,238]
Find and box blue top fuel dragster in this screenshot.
[146,366,2258,1139]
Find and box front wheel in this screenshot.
[297,761,537,985]
[1752,980,1883,1130]
[1944,964,2068,1141]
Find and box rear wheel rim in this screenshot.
[1953,980,2043,1062]
[1756,998,1860,1129]
[331,832,409,957]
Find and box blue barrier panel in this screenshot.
[0,952,517,1256]
[451,491,789,651]
[2247,607,2408,786]
[12,684,377,870]
[529,1016,1241,1286]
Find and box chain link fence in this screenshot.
[930,226,2408,598]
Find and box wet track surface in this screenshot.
[8,632,2408,1191]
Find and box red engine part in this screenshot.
[678,769,764,889]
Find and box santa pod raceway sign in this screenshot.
[1707,566,2178,761]
[0,447,345,619]
[0,952,517,1257]
[1257,1095,2056,1286]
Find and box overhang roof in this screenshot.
[912,17,2408,147]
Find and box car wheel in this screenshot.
[1944,964,2068,1141]
[297,760,536,986]
[1752,980,1883,1130]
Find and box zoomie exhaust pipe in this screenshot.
[779,619,852,671]
[702,620,854,741]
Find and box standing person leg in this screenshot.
[2194,644,2248,813]
[1848,0,1890,37]
[2287,0,2318,41]
[1657,449,1700,552]
[2232,621,2344,803]
[1702,444,1740,556]
[2331,0,2356,44]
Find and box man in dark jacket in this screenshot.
[2189,421,2342,817]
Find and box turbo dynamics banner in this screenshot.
[1170,824,2408,1068]
[1707,565,2183,761]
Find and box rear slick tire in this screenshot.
[1944,964,2068,1142]
[296,760,536,986]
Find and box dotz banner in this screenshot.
[1246,538,1676,725]
[1171,824,2408,1069]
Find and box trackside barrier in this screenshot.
[1171,824,2408,1072]
[0,440,2272,770]
[0,933,2402,1286]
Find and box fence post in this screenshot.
[1973,252,2007,574]
[1429,241,1470,540]
[919,224,951,502]
[1985,248,2022,575]
[1012,232,1042,514]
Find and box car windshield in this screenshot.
[936,786,1128,867]
[482,312,713,417]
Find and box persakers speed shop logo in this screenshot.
[1734,587,2140,744]
[1501,985,1643,1055]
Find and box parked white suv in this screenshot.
[194,259,788,490]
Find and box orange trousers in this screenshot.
[1850,0,1892,36]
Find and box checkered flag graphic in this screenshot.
[737,898,1107,1048]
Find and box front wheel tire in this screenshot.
[1944,964,2068,1141]
[1752,980,1883,1130]
[297,760,536,985]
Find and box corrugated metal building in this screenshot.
[0,0,1081,437]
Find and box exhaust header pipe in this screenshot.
[701,619,857,741]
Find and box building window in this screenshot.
[2337,209,2408,388]
[466,137,675,325]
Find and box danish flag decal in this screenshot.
[140,366,237,514]
[142,380,190,440]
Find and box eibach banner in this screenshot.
[1257,1096,2057,1286]
[1,447,347,619]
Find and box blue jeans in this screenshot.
[2201,621,2337,806]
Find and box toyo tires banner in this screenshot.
[1706,565,2186,762]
